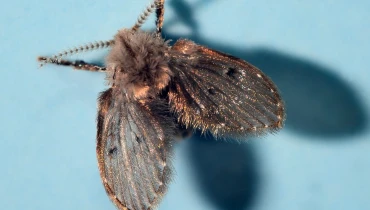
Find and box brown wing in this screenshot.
[96,88,174,210]
[168,39,285,137]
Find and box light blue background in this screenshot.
[1,0,369,210]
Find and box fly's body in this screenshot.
[38,1,285,209]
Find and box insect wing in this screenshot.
[96,89,173,210]
[168,40,285,137]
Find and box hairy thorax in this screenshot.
[106,29,173,99]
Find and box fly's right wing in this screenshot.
[168,39,285,138]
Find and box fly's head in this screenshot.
[106,29,173,100]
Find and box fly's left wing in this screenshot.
[96,88,174,210]
[168,40,285,137]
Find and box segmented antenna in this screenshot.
[39,40,113,67]
[155,0,165,34]
[131,0,157,31]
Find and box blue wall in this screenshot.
[1,0,369,210]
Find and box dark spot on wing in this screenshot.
[135,135,142,144]
[226,67,237,78]
[108,147,117,157]
[208,88,216,95]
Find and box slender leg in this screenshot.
[38,56,106,72]
[155,0,165,35]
